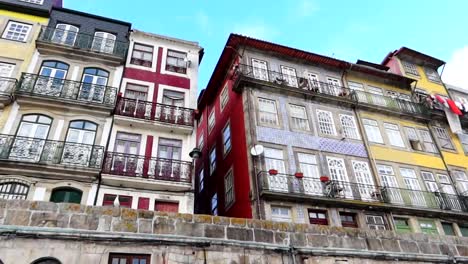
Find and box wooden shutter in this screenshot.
[155,201,179,212]
[138,197,150,210]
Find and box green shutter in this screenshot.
[442,223,456,236]
[460,226,468,237]
[50,189,82,204]
[394,218,411,234]
[419,220,438,235]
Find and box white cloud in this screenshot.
[294,0,319,17]
[443,46,468,90]
[233,21,279,40]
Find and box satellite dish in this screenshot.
[250,144,264,156]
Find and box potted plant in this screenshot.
[294,172,304,178]
[320,176,330,182]
[268,169,278,175]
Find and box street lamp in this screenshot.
[189,147,202,159]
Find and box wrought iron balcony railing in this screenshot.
[115,97,195,127]
[102,152,192,184]
[37,26,128,59]
[260,173,467,212]
[236,64,428,116]
[0,77,17,98]
[237,64,354,100]
[0,134,104,169]
[17,73,118,107]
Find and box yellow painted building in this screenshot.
[0,6,50,129]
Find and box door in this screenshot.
[51,24,78,46]
[297,153,321,195]
[0,62,14,93]
[10,115,51,162]
[378,165,403,204]
[113,133,141,176]
[62,121,97,166]
[280,66,298,87]
[79,68,109,102]
[352,161,376,200]
[252,59,268,81]
[36,61,68,96]
[160,90,186,124]
[305,72,320,91]
[91,32,116,54]
[156,138,183,180]
[401,168,426,207]
[121,83,149,118]
[326,77,341,96]
[368,86,386,106]
[327,157,353,198]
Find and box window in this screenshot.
[220,83,229,110]
[366,215,386,230]
[453,170,468,195]
[289,104,309,131]
[224,170,235,208]
[2,21,31,42]
[460,132,468,154]
[419,220,438,235]
[326,77,342,96]
[222,124,231,155]
[157,138,182,161]
[166,49,188,74]
[271,206,291,222]
[316,110,336,135]
[437,174,456,194]
[19,0,44,4]
[339,114,360,139]
[418,129,438,153]
[91,32,116,54]
[130,43,153,67]
[258,98,278,125]
[198,133,204,150]
[421,171,438,192]
[208,109,215,132]
[0,180,29,200]
[125,83,148,101]
[405,127,422,151]
[401,60,419,76]
[80,68,109,102]
[264,147,286,174]
[297,153,319,178]
[66,120,97,145]
[280,65,298,87]
[0,62,14,78]
[137,197,149,210]
[50,188,82,204]
[199,169,204,192]
[327,157,350,182]
[31,257,61,264]
[211,193,218,215]
[209,147,216,174]
[442,222,456,236]
[10,114,52,162]
[460,225,468,237]
[340,212,358,228]
[198,114,204,128]
[384,123,405,147]
[434,127,454,150]
[305,72,320,90]
[394,217,412,233]
[308,209,328,225]
[368,86,386,106]
[425,68,440,82]
[51,24,79,46]
[347,81,364,92]
[363,119,383,143]
[162,89,184,107]
[108,254,150,264]
[352,161,375,199]
[103,194,132,208]
[155,201,179,212]
[251,58,268,81]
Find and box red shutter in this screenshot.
[103,194,116,206]
[119,195,133,208]
[138,197,150,210]
[155,201,179,212]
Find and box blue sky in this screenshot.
[66,0,468,90]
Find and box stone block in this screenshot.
[418,242,440,255]
[4,210,31,226]
[275,232,289,245]
[290,233,306,247]
[261,220,274,230]
[86,206,120,217]
[121,208,138,221]
[410,233,428,242]
[69,214,99,230]
[213,216,230,225]
[366,238,382,251]
[293,223,309,233]
[112,219,138,233]
[457,245,468,256]
[398,240,419,253]
[137,209,154,219]
[175,222,204,237]
[230,217,247,227]
[193,214,212,224]
[30,212,59,227]
[153,217,175,234]
[204,224,225,238]
[272,221,293,232]
[307,224,329,235]
[247,219,263,229]
[6,200,30,209]
[29,201,57,212]
[439,243,457,256]
[381,239,401,252]
[138,219,153,233]
[307,234,329,248]
[254,229,274,243]
[97,215,112,232]
[0,199,7,209]
[226,227,253,241]
[58,203,85,214]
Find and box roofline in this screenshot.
[381,47,445,68]
[0,2,51,17]
[52,7,132,27]
[131,29,201,49]
[446,84,468,94]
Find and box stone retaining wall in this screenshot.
[1,200,468,263]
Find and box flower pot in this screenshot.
[320,176,330,182]
[294,172,304,178]
[268,169,278,175]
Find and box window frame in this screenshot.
[433,126,455,151]
[401,60,420,76]
[108,253,151,264]
[130,43,154,67]
[424,67,441,83]
[208,109,215,133]
[339,114,360,139]
[103,194,132,208]
[211,193,218,215]
[220,83,229,111]
[2,21,32,42]
[363,119,384,144]
[263,147,286,174]
[165,49,188,74]
[198,132,204,150]
[258,97,279,126]
[289,104,310,131]
[340,212,358,228]
[0,179,29,200]
[19,0,44,4]
[198,168,205,192]
[393,217,412,233]
[384,123,405,148]
[209,146,216,175]
[308,209,328,225]
[271,206,292,222]
[316,109,336,136]
[366,215,387,230]
[222,123,232,156]
[224,169,235,209]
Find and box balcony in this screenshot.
[260,173,467,214]
[36,26,128,64]
[0,77,17,108]
[16,73,118,110]
[114,97,195,132]
[0,134,104,169]
[235,64,430,119]
[101,152,192,191]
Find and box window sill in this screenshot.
[0,37,28,43]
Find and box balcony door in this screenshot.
[91,32,116,54]
[326,157,353,198]
[297,153,321,195]
[155,138,183,180]
[251,59,268,81]
[79,68,109,103]
[401,168,426,207]
[352,161,376,201]
[378,165,403,204]
[113,132,141,176]
[36,61,69,97]
[0,62,14,93]
[62,121,97,166]
[160,90,185,123]
[121,83,149,118]
[10,114,52,162]
[51,24,79,46]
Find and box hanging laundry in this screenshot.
[447,99,463,115]
[434,95,449,108]
[445,109,463,134]
[463,103,468,113]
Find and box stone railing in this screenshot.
[1,199,468,263]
